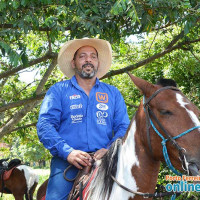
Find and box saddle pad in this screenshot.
[76,167,99,200]
[3,166,17,181]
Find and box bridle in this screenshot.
[143,86,200,175]
[111,86,200,198]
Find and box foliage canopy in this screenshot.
[0,0,200,166]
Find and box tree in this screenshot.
[1,0,200,140]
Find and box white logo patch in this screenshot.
[96,111,108,125]
[96,103,108,111]
[71,114,83,123]
[69,94,81,100]
[70,104,83,110]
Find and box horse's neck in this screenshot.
[133,128,161,195]
[87,119,161,200]
[110,119,160,199]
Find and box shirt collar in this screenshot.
[70,75,100,88]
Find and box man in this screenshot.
[37,38,130,200]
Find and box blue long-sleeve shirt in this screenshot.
[37,76,130,160]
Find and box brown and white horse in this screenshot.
[38,74,200,200]
[0,162,39,200]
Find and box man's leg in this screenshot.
[46,156,78,200]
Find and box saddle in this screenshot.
[0,158,21,179]
[67,155,98,200]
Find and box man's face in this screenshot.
[71,46,99,79]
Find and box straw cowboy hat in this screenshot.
[57,38,112,78]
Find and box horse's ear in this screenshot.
[127,72,156,96]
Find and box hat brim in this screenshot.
[57,38,112,78]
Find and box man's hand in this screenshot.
[94,148,108,161]
[67,150,92,169]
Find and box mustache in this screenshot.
[82,63,94,68]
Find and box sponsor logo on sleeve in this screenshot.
[96,92,108,103]
[70,94,81,100]
[96,103,108,111]
[96,111,108,125]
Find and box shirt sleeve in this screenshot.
[36,85,74,160]
[108,88,130,146]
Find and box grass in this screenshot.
[0,168,50,200]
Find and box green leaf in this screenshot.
[12,0,20,9]
[13,54,20,66]
[184,22,190,34]
[21,53,29,66]
[21,0,27,7]
[0,1,6,11]
[0,41,11,53]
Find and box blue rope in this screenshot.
[150,119,200,175]
[171,194,176,200]
[173,126,200,140]
[150,119,182,176]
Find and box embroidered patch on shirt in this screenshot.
[96,92,108,103]
[71,114,83,123]
[96,111,108,125]
[96,103,108,111]
[69,94,81,100]
[70,104,83,110]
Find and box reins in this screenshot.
[111,175,181,198]
[63,165,79,182]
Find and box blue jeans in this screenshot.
[46,157,79,200]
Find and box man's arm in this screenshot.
[37,85,73,160]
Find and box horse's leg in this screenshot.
[29,181,38,200]
[25,190,29,200]
[12,193,24,200]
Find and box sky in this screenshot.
[19,69,40,84]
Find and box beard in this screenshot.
[75,63,98,79]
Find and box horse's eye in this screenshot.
[160,110,172,115]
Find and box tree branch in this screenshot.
[46,31,52,52]
[0,92,46,113]
[0,24,71,32]
[0,52,57,80]
[165,30,185,49]
[101,37,200,79]
[148,29,159,54]
[11,122,37,132]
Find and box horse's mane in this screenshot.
[88,138,122,199]
[156,78,177,87]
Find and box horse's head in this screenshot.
[128,73,200,176]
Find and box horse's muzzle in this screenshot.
[188,163,200,176]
